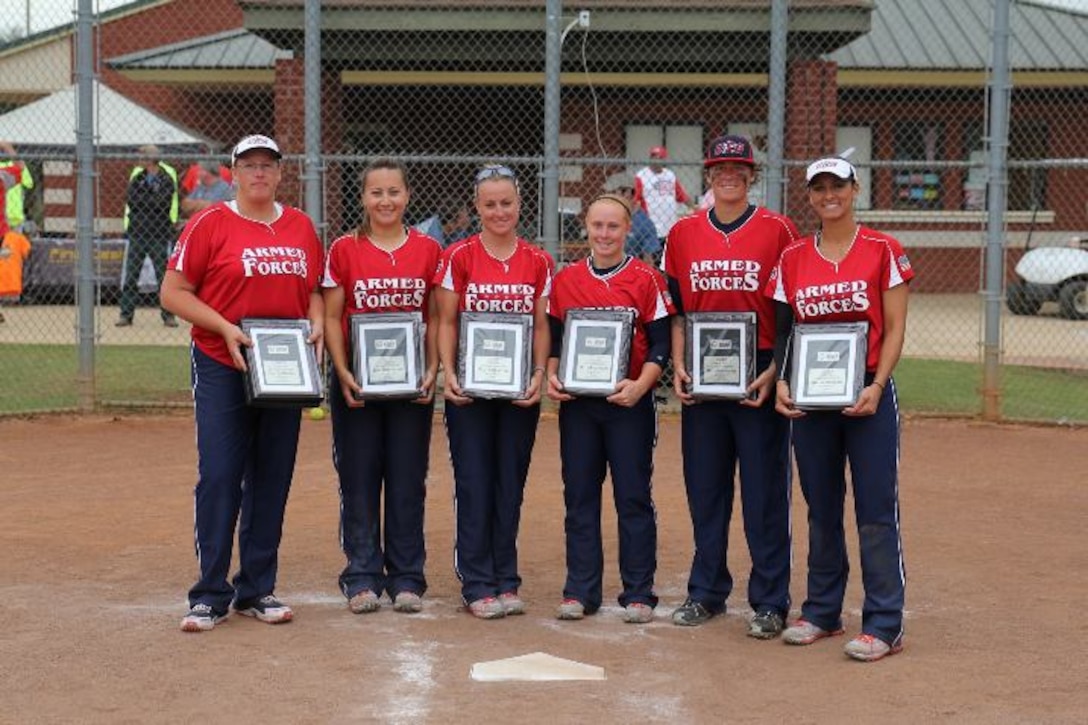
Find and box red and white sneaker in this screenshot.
[467,597,505,619]
[782,619,845,646]
[844,633,904,662]
[498,591,526,615]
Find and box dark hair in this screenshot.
[357,158,410,236]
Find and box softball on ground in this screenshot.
[308,406,326,421]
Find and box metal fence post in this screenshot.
[303,0,324,239]
[541,0,562,262]
[764,0,788,213]
[75,0,96,412]
[982,0,1011,421]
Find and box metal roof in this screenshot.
[107,28,291,70]
[829,0,1088,70]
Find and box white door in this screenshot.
[836,126,872,210]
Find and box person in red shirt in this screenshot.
[434,165,553,619]
[663,134,799,637]
[322,158,442,616]
[162,134,325,633]
[768,156,913,662]
[546,192,674,624]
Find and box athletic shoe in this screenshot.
[672,599,716,627]
[844,633,904,662]
[556,598,585,621]
[782,619,844,646]
[163,315,179,328]
[348,590,382,614]
[498,591,526,615]
[468,597,506,619]
[748,609,786,639]
[114,316,133,327]
[392,591,423,614]
[180,603,226,633]
[236,594,294,624]
[623,602,654,624]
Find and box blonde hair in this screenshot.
[587,193,632,219]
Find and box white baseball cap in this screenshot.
[805,157,856,183]
[232,134,282,164]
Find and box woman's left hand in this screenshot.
[414,368,437,404]
[606,378,648,408]
[843,383,882,417]
[514,369,545,407]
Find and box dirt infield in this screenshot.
[2,412,1084,724]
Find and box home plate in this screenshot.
[470,652,606,682]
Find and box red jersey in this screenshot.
[169,202,323,367]
[663,207,799,350]
[322,228,442,340]
[435,235,554,313]
[766,226,914,370]
[549,256,674,378]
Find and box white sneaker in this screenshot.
[623,603,654,624]
[180,603,226,632]
[236,595,293,624]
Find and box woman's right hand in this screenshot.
[546,371,573,402]
[220,323,252,371]
[775,379,805,419]
[337,369,365,408]
[672,362,695,406]
[443,371,473,406]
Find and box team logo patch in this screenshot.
[898,254,912,271]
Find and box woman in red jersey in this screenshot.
[162,135,324,633]
[768,156,913,662]
[434,165,553,619]
[663,135,799,637]
[547,192,673,624]
[322,158,442,616]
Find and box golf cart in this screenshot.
[1007,223,1088,321]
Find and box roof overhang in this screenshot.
[237,1,873,72]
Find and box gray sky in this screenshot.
[2,0,1088,38]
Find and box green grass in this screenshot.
[0,344,191,413]
[895,357,1088,423]
[1,344,1084,424]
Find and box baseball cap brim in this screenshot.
[806,157,855,183]
[232,135,282,163]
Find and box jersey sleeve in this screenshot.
[535,249,554,299]
[435,244,462,293]
[322,237,346,289]
[883,234,915,290]
[675,180,690,205]
[633,176,647,212]
[547,268,569,319]
[766,253,788,305]
[641,266,675,324]
[169,211,213,286]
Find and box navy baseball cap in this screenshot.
[704,135,755,167]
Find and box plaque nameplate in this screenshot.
[457,312,533,399]
[558,308,635,396]
[685,311,756,400]
[788,321,868,409]
[240,318,323,408]
[349,311,425,399]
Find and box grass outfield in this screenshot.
[1,345,1085,423]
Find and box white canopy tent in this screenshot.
[0,82,213,153]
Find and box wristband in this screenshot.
[533,366,545,376]
[872,379,886,390]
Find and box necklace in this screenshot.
[816,224,859,265]
[481,234,518,272]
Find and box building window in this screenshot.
[893,123,943,210]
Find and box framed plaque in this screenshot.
[349,311,425,399]
[240,318,323,408]
[457,312,533,399]
[558,308,635,396]
[684,311,756,400]
[788,322,868,410]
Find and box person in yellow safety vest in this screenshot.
[0,140,33,232]
[118,144,179,327]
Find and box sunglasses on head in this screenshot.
[475,165,517,183]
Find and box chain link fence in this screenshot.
[0,0,1085,423]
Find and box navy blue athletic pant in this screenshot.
[330,390,433,600]
[680,360,791,616]
[792,379,905,646]
[187,345,302,614]
[559,394,658,612]
[444,398,540,603]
